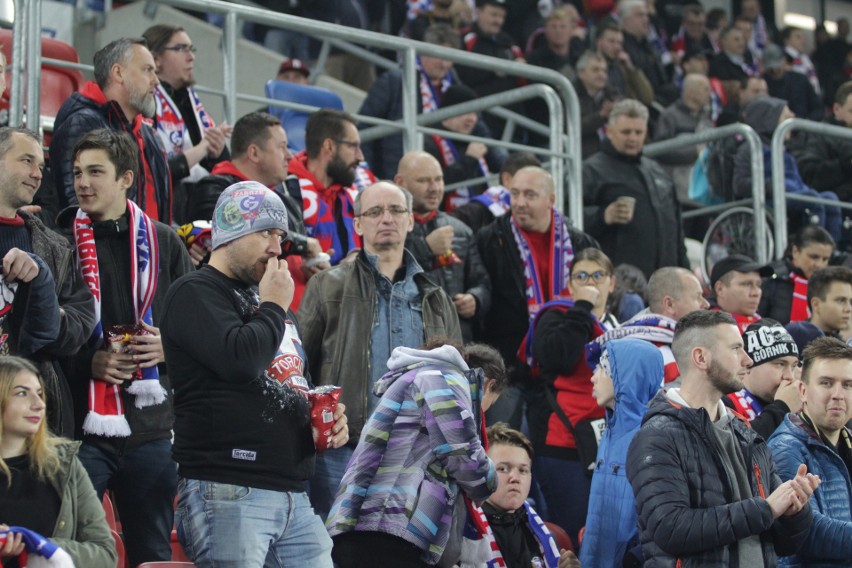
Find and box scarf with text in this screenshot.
[153,84,216,159]
[586,312,679,383]
[790,271,810,323]
[472,185,511,218]
[75,201,164,437]
[726,387,763,421]
[509,210,574,322]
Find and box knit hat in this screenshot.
[211,181,289,250]
[743,319,799,366]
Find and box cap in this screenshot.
[681,46,710,64]
[211,181,289,250]
[476,0,507,8]
[710,254,773,289]
[278,57,310,78]
[743,319,799,366]
[441,84,478,109]
[762,44,786,70]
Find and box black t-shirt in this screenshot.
[0,454,62,537]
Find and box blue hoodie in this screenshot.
[580,338,663,568]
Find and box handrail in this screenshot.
[771,118,852,258]
[644,123,767,263]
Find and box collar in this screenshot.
[413,210,438,224]
[601,138,643,162]
[90,211,130,237]
[363,249,422,283]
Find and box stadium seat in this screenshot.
[110,529,126,568]
[265,80,344,152]
[101,491,117,531]
[545,521,574,553]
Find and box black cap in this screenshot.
[476,0,507,7]
[682,46,710,64]
[710,254,773,289]
[441,84,478,108]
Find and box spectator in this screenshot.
[734,97,841,243]
[456,0,526,138]
[574,51,618,159]
[479,423,580,568]
[451,151,541,233]
[619,0,678,105]
[627,310,817,566]
[407,0,469,40]
[768,337,852,566]
[50,38,172,223]
[142,25,231,224]
[587,265,709,385]
[733,16,761,73]
[476,166,597,381]
[526,6,583,77]
[608,263,648,322]
[653,73,714,200]
[275,57,310,85]
[327,340,499,567]
[814,17,851,106]
[594,20,654,107]
[580,338,663,568]
[359,23,461,180]
[760,225,835,325]
[716,74,768,126]
[583,98,689,279]
[710,254,773,332]
[422,84,506,208]
[786,266,852,353]
[287,109,374,266]
[0,356,116,568]
[706,7,729,51]
[782,26,821,96]
[709,25,757,104]
[0,127,95,437]
[299,181,462,519]
[396,151,491,341]
[738,0,776,62]
[59,129,193,567]
[670,4,716,62]
[725,320,802,440]
[791,80,852,203]
[160,182,348,568]
[523,247,618,546]
[763,43,824,122]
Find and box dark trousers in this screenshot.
[78,438,177,567]
[534,455,591,550]
[332,531,430,568]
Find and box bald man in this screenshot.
[395,151,491,341]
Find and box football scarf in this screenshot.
[790,271,810,323]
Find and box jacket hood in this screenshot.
[374,345,469,396]
[606,338,663,434]
[742,96,787,140]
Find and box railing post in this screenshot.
[222,10,238,125]
[744,126,767,263]
[9,0,26,128]
[26,0,41,133]
[401,46,420,153]
[771,119,792,260]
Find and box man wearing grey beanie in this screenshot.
[724,318,802,440]
[160,181,349,567]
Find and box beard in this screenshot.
[707,358,744,396]
[129,87,156,119]
[327,155,357,187]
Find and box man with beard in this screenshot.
[287,109,374,266]
[627,310,818,566]
[51,38,173,223]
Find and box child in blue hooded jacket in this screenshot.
[580,338,663,567]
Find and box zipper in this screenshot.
[753,463,766,498]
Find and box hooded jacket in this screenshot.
[581,338,664,568]
[768,414,852,567]
[627,389,812,567]
[326,345,496,566]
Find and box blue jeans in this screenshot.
[176,478,333,568]
[78,439,176,567]
[533,455,591,550]
[309,444,354,520]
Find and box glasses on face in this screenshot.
[163,44,197,54]
[334,138,361,151]
[572,270,610,284]
[357,205,410,219]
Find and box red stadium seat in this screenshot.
[545,521,574,553]
[110,529,125,568]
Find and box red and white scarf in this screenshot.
[153,85,215,159]
[790,271,810,323]
[509,210,574,321]
[75,201,164,437]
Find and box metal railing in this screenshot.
[644,123,768,263]
[771,118,852,258]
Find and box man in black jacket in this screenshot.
[628,310,818,566]
[583,98,689,279]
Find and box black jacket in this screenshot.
[765,70,824,122]
[583,140,689,279]
[789,116,852,202]
[475,214,597,380]
[50,83,173,224]
[627,391,812,567]
[574,78,617,159]
[758,259,797,325]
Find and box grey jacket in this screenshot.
[298,250,462,437]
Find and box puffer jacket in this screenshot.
[50,441,118,568]
[768,414,852,566]
[759,259,798,325]
[580,338,663,568]
[406,212,491,342]
[626,390,812,567]
[326,345,496,566]
[298,250,462,438]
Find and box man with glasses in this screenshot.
[725,320,802,440]
[299,180,461,519]
[287,109,375,266]
[142,25,232,223]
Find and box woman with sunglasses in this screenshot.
[0,357,116,567]
[521,247,618,551]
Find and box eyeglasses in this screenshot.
[163,44,197,54]
[572,270,610,283]
[334,138,361,151]
[357,205,410,219]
